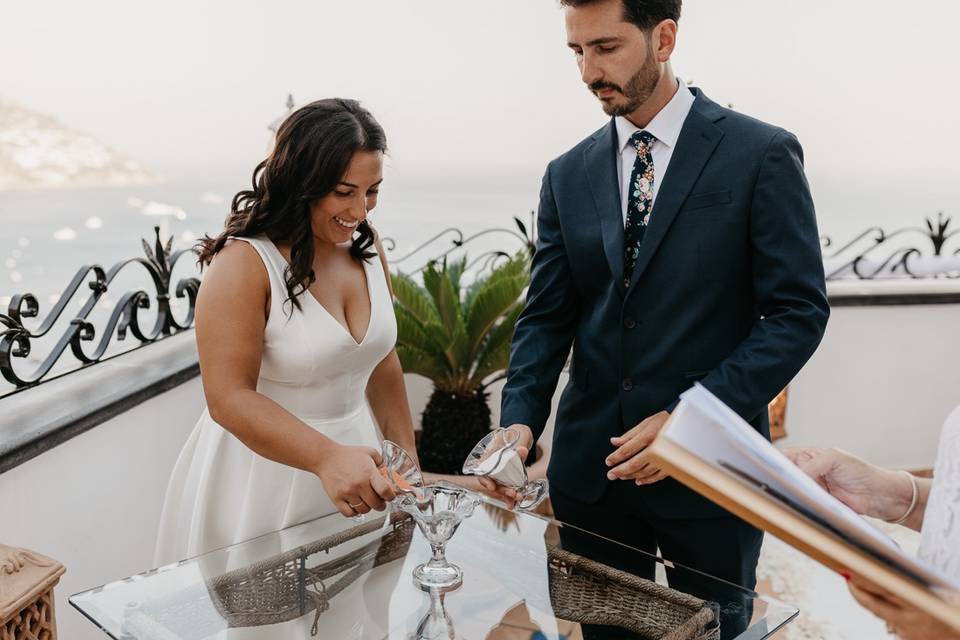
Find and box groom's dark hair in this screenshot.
[559,0,681,31]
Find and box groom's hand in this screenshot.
[478,424,534,509]
[606,411,671,485]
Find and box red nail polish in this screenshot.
[840,570,851,581]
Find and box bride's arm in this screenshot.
[198,241,384,516]
[366,234,419,462]
[366,350,418,462]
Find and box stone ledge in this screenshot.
[828,279,960,306]
[0,332,199,474]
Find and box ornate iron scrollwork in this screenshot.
[382,212,536,274]
[822,212,960,280]
[384,212,959,281]
[0,227,200,394]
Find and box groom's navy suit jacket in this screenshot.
[501,88,830,518]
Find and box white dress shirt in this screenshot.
[615,79,696,226]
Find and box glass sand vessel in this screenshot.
[461,427,548,510]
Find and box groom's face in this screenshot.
[565,0,664,117]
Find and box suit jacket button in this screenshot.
[624,317,636,329]
[622,378,633,391]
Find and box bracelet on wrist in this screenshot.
[887,470,919,525]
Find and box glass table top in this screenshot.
[71,488,797,640]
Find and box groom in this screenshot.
[494,0,829,637]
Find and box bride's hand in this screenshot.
[315,444,394,518]
[781,446,911,521]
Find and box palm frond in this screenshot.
[435,276,462,335]
[421,260,444,311]
[469,300,524,386]
[422,260,462,334]
[390,250,530,393]
[396,345,452,381]
[464,273,528,360]
[446,256,468,295]
[447,314,471,378]
[462,275,486,317]
[470,335,513,387]
[394,304,449,368]
[484,252,529,285]
[422,321,456,370]
[391,272,439,325]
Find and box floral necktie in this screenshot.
[623,130,656,289]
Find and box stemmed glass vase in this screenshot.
[413,586,456,639]
[461,427,548,511]
[380,440,426,500]
[397,484,480,590]
[352,440,425,523]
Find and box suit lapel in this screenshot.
[625,90,725,299]
[583,120,626,296]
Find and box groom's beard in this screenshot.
[590,52,662,117]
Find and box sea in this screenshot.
[0,165,957,344]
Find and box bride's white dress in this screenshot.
[919,405,960,580]
[154,234,397,566]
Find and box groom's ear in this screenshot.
[652,19,677,63]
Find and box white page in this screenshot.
[662,383,960,591]
[680,385,900,550]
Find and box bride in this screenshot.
[155,98,418,564]
[785,407,960,639]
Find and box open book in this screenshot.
[646,383,960,630]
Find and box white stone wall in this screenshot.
[0,376,204,640]
[781,284,960,469]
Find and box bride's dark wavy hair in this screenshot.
[198,98,386,311]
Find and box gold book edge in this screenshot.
[646,431,960,631]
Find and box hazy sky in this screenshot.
[3,0,959,188]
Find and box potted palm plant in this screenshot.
[392,251,530,474]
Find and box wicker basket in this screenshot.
[206,511,415,633]
[200,512,718,639]
[547,546,719,640]
[0,545,65,640]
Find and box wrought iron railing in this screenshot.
[1,211,955,397]
[0,227,200,397]
[0,213,534,399]
[382,212,536,275]
[822,212,960,280]
[384,211,960,281]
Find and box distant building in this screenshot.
[267,94,295,136]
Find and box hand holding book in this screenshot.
[645,383,960,632]
[782,447,929,529]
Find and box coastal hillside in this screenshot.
[0,100,158,191]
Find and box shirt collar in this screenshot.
[615,79,695,153]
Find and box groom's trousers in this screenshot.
[551,481,763,640]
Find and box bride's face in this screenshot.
[309,150,384,247]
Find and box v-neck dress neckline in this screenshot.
[264,238,374,346]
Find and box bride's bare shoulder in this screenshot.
[200,239,270,303]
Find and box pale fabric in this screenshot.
[918,406,960,580]
[154,234,397,566]
[615,78,696,224]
